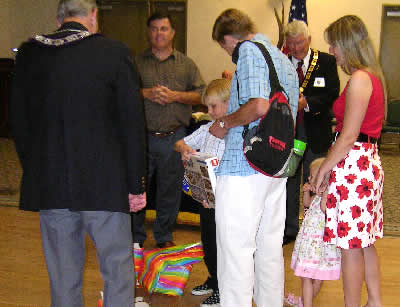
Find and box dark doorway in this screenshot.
[380,5,400,100]
[98,0,187,57]
[0,59,14,137]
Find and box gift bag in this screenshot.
[139,242,204,296]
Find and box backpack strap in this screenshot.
[250,41,285,95]
[232,40,286,136]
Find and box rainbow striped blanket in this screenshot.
[136,242,204,296]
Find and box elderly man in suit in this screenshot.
[9,0,147,305]
[283,20,340,245]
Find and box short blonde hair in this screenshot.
[284,20,310,40]
[202,79,231,105]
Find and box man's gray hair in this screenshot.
[57,0,97,24]
[284,20,310,39]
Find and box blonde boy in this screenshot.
[174,78,230,307]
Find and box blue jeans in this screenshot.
[132,127,185,244]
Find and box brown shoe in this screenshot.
[157,241,176,248]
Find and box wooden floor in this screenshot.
[1,205,399,307]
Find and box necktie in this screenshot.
[297,60,304,84]
[296,60,304,125]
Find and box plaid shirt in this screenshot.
[217,34,299,176]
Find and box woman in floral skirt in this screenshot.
[312,15,386,307]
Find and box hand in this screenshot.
[181,146,196,161]
[156,85,177,104]
[129,192,146,212]
[201,200,211,209]
[311,169,328,195]
[209,120,228,139]
[143,87,165,106]
[174,141,195,161]
[302,182,312,192]
[297,93,307,112]
[221,70,233,80]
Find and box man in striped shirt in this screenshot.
[210,9,298,307]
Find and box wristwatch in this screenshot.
[218,119,227,129]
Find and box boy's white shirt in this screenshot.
[183,121,225,162]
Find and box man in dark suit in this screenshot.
[9,0,147,305]
[283,20,340,245]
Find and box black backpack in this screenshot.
[232,41,295,177]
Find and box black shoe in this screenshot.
[191,279,213,296]
[283,236,296,246]
[200,289,220,306]
[156,241,176,248]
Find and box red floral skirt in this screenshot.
[323,142,384,249]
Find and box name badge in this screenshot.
[313,77,325,87]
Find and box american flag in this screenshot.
[289,0,307,24]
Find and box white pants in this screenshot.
[215,173,287,307]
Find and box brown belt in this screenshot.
[149,131,175,137]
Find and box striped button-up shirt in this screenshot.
[135,49,205,132]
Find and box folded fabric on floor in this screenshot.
[138,242,204,296]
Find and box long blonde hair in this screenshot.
[324,15,387,116]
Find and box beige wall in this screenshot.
[1,0,58,58]
[187,0,400,85]
[2,0,400,87]
[0,0,12,58]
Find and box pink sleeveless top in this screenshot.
[333,70,385,138]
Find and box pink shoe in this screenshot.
[284,293,303,307]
